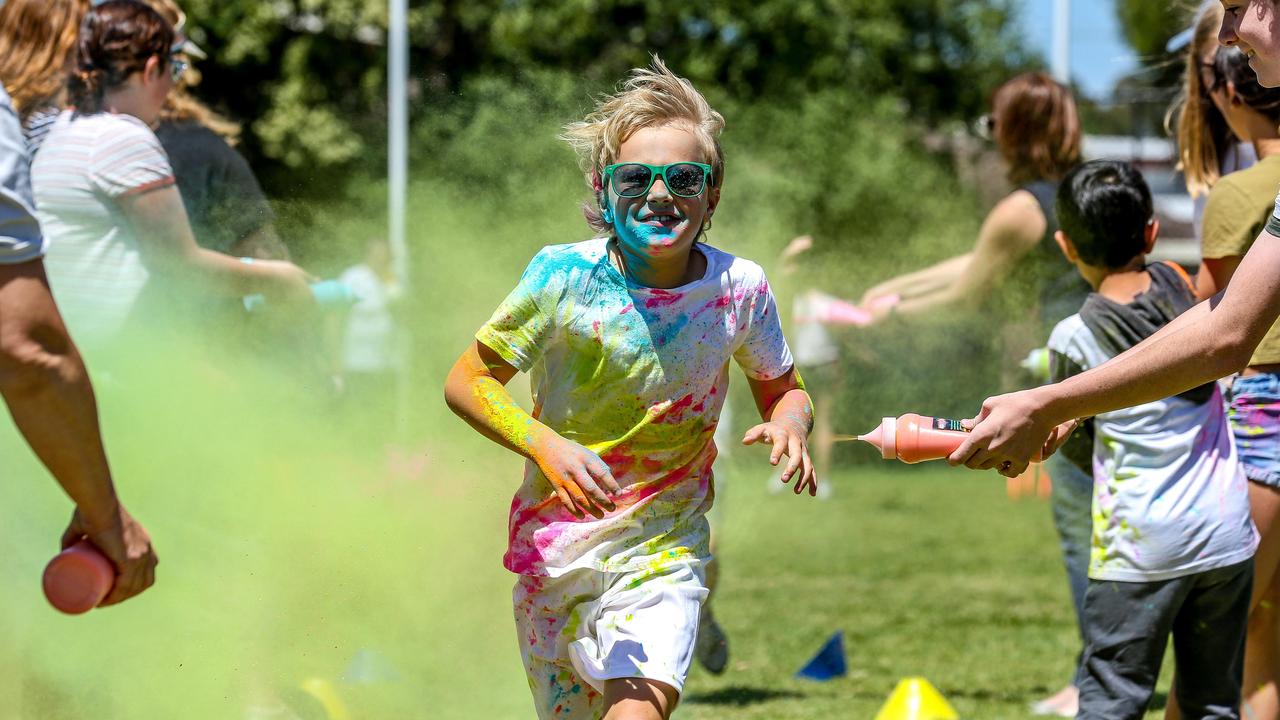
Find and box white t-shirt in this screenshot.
[1049,310,1257,582]
[31,111,174,349]
[790,290,840,367]
[339,263,401,373]
[477,239,793,577]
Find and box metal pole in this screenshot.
[1051,0,1071,84]
[388,0,411,438]
[389,0,408,287]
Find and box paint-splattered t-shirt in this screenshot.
[1048,265,1257,582]
[478,239,793,577]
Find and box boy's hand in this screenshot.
[531,434,623,519]
[743,421,817,497]
[1040,418,1081,460]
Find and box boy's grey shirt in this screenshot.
[1048,262,1257,582]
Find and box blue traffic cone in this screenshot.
[795,630,847,681]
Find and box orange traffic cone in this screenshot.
[1006,461,1052,501]
[873,677,959,720]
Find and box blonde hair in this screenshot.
[1168,2,1231,197]
[139,0,243,143]
[0,0,89,121]
[160,88,242,144]
[562,57,724,234]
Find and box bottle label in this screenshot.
[932,417,966,432]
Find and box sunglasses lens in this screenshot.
[613,164,652,197]
[666,164,705,197]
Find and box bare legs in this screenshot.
[603,678,679,720]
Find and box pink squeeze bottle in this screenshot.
[857,413,1044,464]
[43,540,115,614]
[857,413,968,463]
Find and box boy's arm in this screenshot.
[742,366,816,496]
[444,340,621,518]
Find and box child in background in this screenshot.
[1047,160,1258,719]
[443,59,816,720]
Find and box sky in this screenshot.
[1014,0,1143,100]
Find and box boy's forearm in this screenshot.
[766,388,814,435]
[444,369,551,461]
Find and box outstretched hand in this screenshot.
[532,434,623,519]
[744,420,817,496]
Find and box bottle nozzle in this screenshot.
[855,418,897,459]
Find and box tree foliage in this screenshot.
[1114,0,1189,61]
[178,0,1034,187]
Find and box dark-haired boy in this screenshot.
[1048,160,1258,720]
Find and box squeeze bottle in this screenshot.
[43,540,115,614]
[857,413,1044,464]
[857,413,968,463]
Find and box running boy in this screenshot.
[444,59,816,720]
[1047,160,1258,719]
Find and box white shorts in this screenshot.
[513,558,708,720]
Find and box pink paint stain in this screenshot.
[653,393,695,424]
[600,447,637,475]
[644,290,685,309]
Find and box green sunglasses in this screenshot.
[603,162,713,199]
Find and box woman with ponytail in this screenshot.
[30,0,312,362]
[1165,42,1280,720]
[1169,2,1256,240]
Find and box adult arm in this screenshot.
[0,259,155,605]
[119,186,311,301]
[231,224,291,262]
[1195,180,1250,298]
[1194,256,1242,298]
[444,340,621,517]
[950,228,1280,474]
[883,190,1044,317]
[742,366,816,495]
[860,252,972,306]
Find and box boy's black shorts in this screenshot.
[1076,558,1253,720]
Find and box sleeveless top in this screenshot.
[1014,179,1091,333]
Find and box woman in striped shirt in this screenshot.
[31,0,313,361]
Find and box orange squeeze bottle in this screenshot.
[43,540,115,614]
[858,413,968,463]
[858,413,1043,464]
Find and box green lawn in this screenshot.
[0,368,1175,719]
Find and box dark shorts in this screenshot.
[1228,373,1280,489]
[1076,559,1252,720]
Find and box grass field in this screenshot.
[0,153,1166,717]
[0,363,1175,718]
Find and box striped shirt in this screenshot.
[23,107,59,157]
[31,111,174,349]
